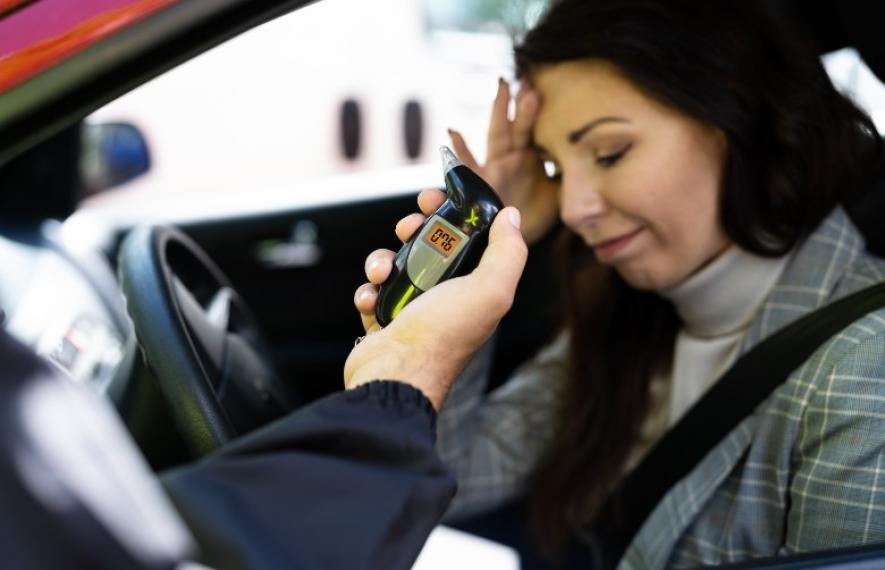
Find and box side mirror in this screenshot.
[81,122,151,194]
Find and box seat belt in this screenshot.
[592,279,885,568]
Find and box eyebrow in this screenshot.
[568,116,630,143]
[534,116,630,156]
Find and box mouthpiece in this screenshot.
[439,146,463,174]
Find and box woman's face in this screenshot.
[532,60,731,291]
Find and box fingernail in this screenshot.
[508,208,521,229]
[366,258,381,274]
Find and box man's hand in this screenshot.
[345,206,527,410]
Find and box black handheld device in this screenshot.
[375,146,504,327]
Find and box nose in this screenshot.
[559,170,606,229]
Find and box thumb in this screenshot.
[471,207,527,305]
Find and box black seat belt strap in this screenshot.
[594,280,885,567]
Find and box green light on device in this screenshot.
[465,208,480,227]
[391,284,417,320]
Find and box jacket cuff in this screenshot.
[344,380,438,431]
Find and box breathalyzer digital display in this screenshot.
[422,220,464,258]
[375,146,504,327]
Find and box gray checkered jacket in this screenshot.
[437,207,885,568]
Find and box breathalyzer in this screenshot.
[375,146,504,326]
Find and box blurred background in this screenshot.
[79,0,885,222]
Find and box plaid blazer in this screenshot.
[437,207,885,568]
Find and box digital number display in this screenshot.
[423,220,463,258]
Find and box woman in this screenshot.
[355,0,885,567]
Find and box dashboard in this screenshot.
[0,220,130,394]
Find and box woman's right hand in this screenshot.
[448,78,559,245]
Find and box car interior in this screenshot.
[0,114,565,467]
[2,0,885,568]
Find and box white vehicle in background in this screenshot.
[80,0,550,224]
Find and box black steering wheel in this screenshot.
[118,225,294,455]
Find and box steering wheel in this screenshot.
[118,225,294,455]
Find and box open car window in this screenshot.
[74,0,885,230]
[76,0,517,226]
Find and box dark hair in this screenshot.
[513,0,883,556]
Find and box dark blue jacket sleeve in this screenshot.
[161,381,457,570]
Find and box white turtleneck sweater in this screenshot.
[624,246,791,471]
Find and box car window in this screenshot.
[77,0,885,226]
[78,0,532,224]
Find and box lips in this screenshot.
[591,227,644,259]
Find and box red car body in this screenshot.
[0,0,178,91]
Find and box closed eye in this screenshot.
[596,143,632,168]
